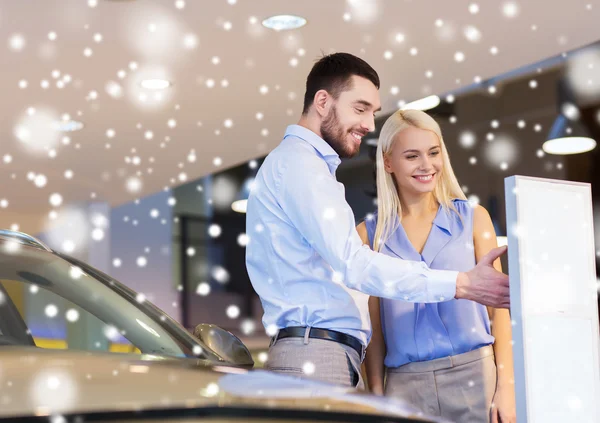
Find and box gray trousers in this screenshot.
[385,345,497,423]
[266,336,365,389]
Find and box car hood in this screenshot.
[0,347,447,422]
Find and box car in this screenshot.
[0,230,448,422]
[0,229,253,368]
[0,347,449,423]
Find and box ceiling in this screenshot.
[0,0,599,228]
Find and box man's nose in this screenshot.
[362,115,375,133]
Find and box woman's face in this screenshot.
[384,126,443,196]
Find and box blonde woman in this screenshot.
[358,110,516,423]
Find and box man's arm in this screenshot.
[278,155,509,307]
[279,156,455,302]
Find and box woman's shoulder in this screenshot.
[451,199,490,216]
[451,198,469,206]
[444,199,479,231]
[361,211,379,226]
[449,198,476,214]
[356,219,372,246]
[357,212,380,243]
[448,199,493,227]
[356,220,367,233]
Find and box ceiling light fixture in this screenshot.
[261,15,307,31]
[140,79,171,90]
[542,113,597,155]
[54,120,84,132]
[542,137,596,155]
[231,176,256,213]
[400,95,441,111]
[231,199,247,213]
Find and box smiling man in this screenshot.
[245,52,510,389]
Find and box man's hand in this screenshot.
[456,246,510,308]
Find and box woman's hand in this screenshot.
[370,385,384,396]
[490,384,517,423]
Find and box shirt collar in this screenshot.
[432,204,452,236]
[374,203,453,237]
[284,124,341,167]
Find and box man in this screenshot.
[245,53,509,389]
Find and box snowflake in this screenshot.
[196,282,211,296]
[240,319,256,335]
[258,352,268,363]
[66,309,80,322]
[502,1,520,18]
[303,362,315,375]
[266,324,278,337]
[323,208,336,220]
[45,304,58,318]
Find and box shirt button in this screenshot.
[439,296,445,301]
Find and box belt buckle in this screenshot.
[360,344,366,363]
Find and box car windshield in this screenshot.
[0,238,222,362]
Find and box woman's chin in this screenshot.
[402,185,435,196]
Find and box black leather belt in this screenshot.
[272,326,365,359]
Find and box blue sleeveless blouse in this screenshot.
[365,199,494,368]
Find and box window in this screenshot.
[1,279,140,354]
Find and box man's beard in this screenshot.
[320,105,359,159]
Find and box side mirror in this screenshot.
[193,323,254,368]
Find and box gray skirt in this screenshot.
[385,345,497,423]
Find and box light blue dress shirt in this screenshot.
[364,200,495,367]
[245,125,459,347]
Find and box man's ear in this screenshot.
[313,89,330,117]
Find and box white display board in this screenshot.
[505,176,600,423]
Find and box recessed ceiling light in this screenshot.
[400,95,440,111]
[542,137,596,155]
[140,79,171,90]
[262,15,307,31]
[54,120,84,132]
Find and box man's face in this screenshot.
[320,75,381,159]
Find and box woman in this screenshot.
[357,109,516,423]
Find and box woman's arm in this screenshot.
[356,222,386,395]
[365,296,386,395]
[473,205,516,423]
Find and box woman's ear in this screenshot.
[383,154,393,174]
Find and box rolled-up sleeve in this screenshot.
[278,155,457,303]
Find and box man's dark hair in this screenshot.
[302,52,380,115]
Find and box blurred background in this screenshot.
[0,0,599,361]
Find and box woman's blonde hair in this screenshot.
[372,109,466,252]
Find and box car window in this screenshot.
[1,278,140,354]
[0,243,195,358]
